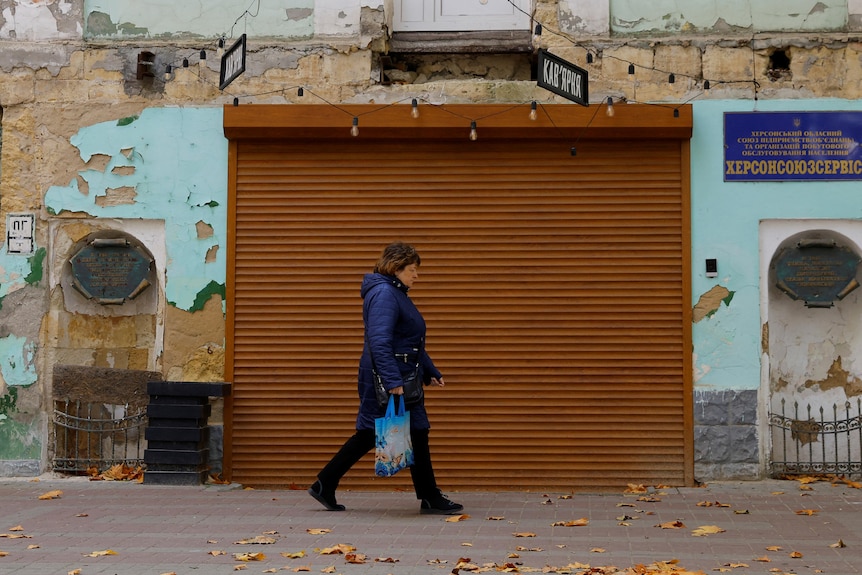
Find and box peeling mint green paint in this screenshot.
[0,386,40,460]
[84,1,314,39]
[44,107,227,312]
[691,99,862,391]
[189,280,226,313]
[0,334,37,387]
[611,0,847,33]
[0,243,37,303]
[24,248,46,285]
[117,115,139,126]
[722,291,735,307]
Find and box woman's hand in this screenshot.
[429,377,445,387]
[391,385,404,395]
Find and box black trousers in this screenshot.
[317,428,439,500]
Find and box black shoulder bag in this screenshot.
[370,338,424,408]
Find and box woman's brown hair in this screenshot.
[374,241,421,276]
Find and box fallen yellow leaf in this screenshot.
[233,565,247,571]
[306,528,331,535]
[766,546,782,551]
[461,542,472,546]
[291,566,311,572]
[83,549,118,557]
[345,552,366,564]
[790,551,803,558]
[590,547,606,553]
[795,509,819,515]
[233,552,265,561]
[625,483,648,493]
[830,539,846,548]
[27,545,39,550]
[487,516,505,521]
[67,570,81,575]
[754,556,771,562]
[262,569,278,573]
[656,520,686,529]
[445,514,470,522]
[513,532,537,537]
[159,572,177,575]
[234,535,276,545]
[316,543,355,555]
[0,551,8,557]
[375,557,398,563]
[38,490,63,500]
[8,526,23,532]
[321,566,337,573]
[281,550,306,558]
[551,518,589,527]
[208,550,226,556]
[691,525,726,536]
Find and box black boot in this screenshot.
[308,480,345,511]
[420,491,463,515]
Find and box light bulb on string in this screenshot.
[704,79,711,90]
[586,52,594,64]
[532,23,542,48]
[298,87,304,97]
[217,38,225,57]
[233,97,239,106]
[529,101,538,121]
[605,96,614,117]
[164,64,173,81]
[469,121,478,141]
[182,58,189,68]
[628,63,635,75]
[673,108,680,118]
[411,98,420,119]
[668,73,675,84]
[350,117,359,137]
[199,50,207,70]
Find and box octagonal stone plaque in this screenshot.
[70,238,153,305]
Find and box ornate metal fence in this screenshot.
[769,397,862,478]
[52,399,147,474]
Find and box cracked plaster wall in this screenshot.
[611,0,853,34]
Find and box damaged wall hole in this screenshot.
[768,48,791,81]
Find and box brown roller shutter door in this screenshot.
[224,104,693,490]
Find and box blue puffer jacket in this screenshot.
[355,272,442,431]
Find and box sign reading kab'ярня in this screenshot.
[725,111,862,181]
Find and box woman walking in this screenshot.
[308,241,462,514]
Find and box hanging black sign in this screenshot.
[219,34,247,91]
[537,49,589,107]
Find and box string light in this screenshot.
[164,64,173,81]
[199,50,207,69]
[233,97,239,106]
[668,73,676,84]
[411,98,420,119]
[673,108,680,118]
[350,117,359,137]
[217,38,225,57]
[298,87,304,96]
[529,101,538,121]
[586,52,594,64]
[532,23,542,48]
[605,96,614,117]
[182,58,189,68]
[628,63,635,75]
[704,80,711,90]
[469,121,478,141]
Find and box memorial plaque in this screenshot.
[71,239,153,305]
[773,240,860,307]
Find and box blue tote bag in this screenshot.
[374,395,414,477]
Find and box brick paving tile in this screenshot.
[1,476,861,574]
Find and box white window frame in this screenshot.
[393,0,532,32]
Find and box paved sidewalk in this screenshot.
[1,476,861,575]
